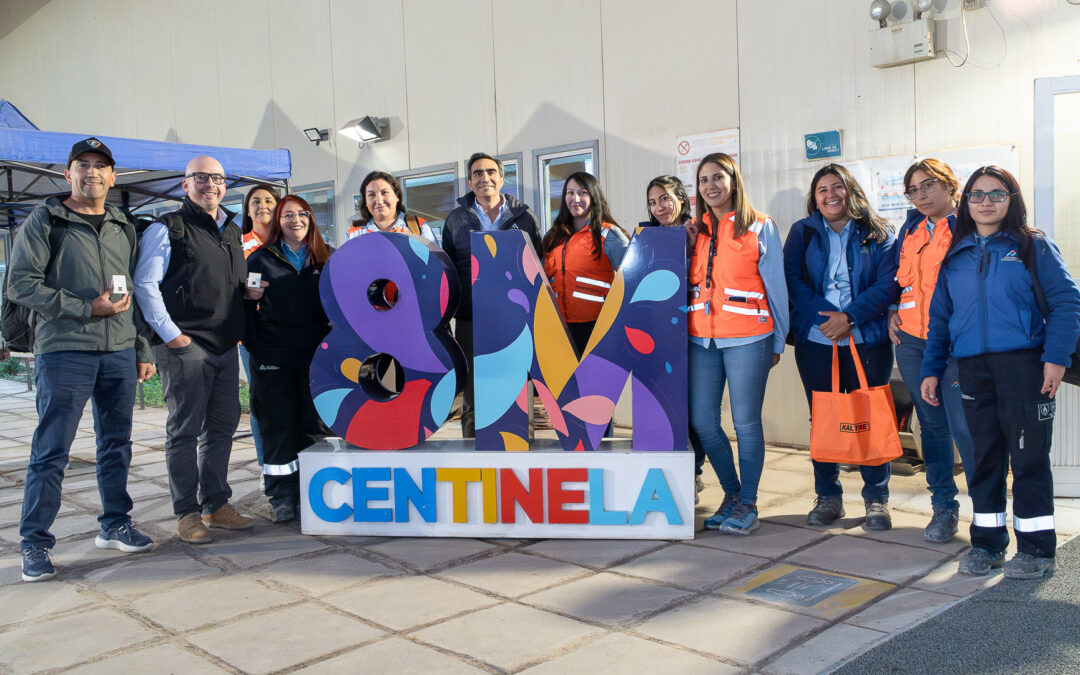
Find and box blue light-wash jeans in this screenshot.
[239,344,265,465]
[794,340,894,502]
[20,349,136,550]
[894,331,974,510]
[688,337,773,505]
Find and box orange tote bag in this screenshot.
[809,341,902,466]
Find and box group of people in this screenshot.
[8,138,1078,585]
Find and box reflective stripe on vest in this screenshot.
[896,215,953,339]
[1014,514,1055,532]
[543,223,619,323]
[242,232,263,259]
[687,211,773,339]
[973,511,1007,528]
[263,459,300,476]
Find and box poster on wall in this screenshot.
[847,145,1019,230]
[675,128,740,210]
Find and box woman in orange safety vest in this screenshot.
[689,153,788,535]
[890,158,973,544]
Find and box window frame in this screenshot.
[394,162,460,244]
[289,180,336,244]
[531,140,599,234]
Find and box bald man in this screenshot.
[134,156,254,543]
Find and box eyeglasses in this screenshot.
[280,211,312,222]
[904,178,940,199]
[968,190,1013,203]
[185,172,226,185]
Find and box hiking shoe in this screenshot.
[720,502,760,535]
[203,503,255,530]
[95,522,155,553]
[704,493,740,530]
[924,506,959,543]
[1003,552,1057,580]
[695,475,704,505]
[957,547,1005,576]
[806,495,845,526]
[21,546,56,582]
[270,499,298,524]
[177,512,213,544]
[863,500,892,531]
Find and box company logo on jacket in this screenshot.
[840,422,870,433]
[1001,249,1021,262]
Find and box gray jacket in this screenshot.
[7,197,152,362]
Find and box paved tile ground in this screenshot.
[0,377,1077,674]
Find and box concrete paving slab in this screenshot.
[519,538,665,568]
[691,521,830,559]
[435,551,590,598]
[787,534,953,584]
[634,595,827,665]
[610,543,767,591]
[130,575,300,631]
[520,633,738,674]
[0,606,160,672]
[258,551,403,596]
[910,560,1006,596]
[844,587,961,632]
[292,637,487,674]
[365,537,501,571]
[63,643,230,674]
[199,528,330,568]
[760,623,886,675]
[411,602,602,671]
[0,511,100,544]
[720,563,893,620]
[523,571,693,625]
[187,603,385,674]
[82,551,220,597]
[325,574,499,630]
[0,578,94,628]
[846,507,971,553]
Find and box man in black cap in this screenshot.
[8,137,156,582]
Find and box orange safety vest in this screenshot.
[896,215,953,339]
[242,231,263,259]
[687,211,773,339]
[347,214,424,239]
[544,223,619,324]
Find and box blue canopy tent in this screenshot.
[0,99,291,227]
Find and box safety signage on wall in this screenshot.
[675,128,740,210]
[804,130,843,161]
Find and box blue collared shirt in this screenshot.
[473,195,508,232]
[133,206,228,344]
[808,219,863,346]
[280,241,308,271]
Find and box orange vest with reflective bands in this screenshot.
[242,231,263,259]
[544,223,619,323]
[896,215,953,339]
[687,211,773,339]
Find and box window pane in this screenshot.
[540,151,594,232]
[293,186,335,244]
[401,171,456,244]
[502,161,519,201]
[1053,91,1080,276]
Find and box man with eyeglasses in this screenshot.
[133,155,255,544]
[441,152,542,438]
[9,138,157,581]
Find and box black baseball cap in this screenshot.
[68,137,115,166]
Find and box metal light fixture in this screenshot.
[913,0,936,19]
[303,127,329,146]
[870,0,892,27]
[338,116,389,147]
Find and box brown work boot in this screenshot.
[177,512,212,544]
[203,503,255,530]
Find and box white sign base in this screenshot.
[299,439,694,540]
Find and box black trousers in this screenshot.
[455,318,475,438]
[250,356,324,504]
[959,349,1057,558]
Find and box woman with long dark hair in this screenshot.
[688,154,788,535]
[921,166,1080,579]
[542,171,629,353]
[347,171,435,242]
[784,163,897,531]
[244,195,334,522]
[889,158,974,543]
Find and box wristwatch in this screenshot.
[844,312,856,327]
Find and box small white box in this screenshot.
[111,275,127,294]
[247,272,262,289]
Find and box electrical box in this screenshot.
[870,18,937,68]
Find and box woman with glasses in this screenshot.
[784,164,897,531]
[889,159,974,544]
[244,196,334,522]
[347,171,435,242]
[238,184,280,468]
[688,154,788,535]
[921,166,1080,579]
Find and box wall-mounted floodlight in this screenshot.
[870,0,892,27]
[338,116,389,147]
[913,0,935,19]
[304,128,329,146]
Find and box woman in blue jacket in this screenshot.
[921,166,1080,579]
[784,164,898,531]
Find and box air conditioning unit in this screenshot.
[870,18,937,68]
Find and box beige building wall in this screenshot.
[2,0,1078,445]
